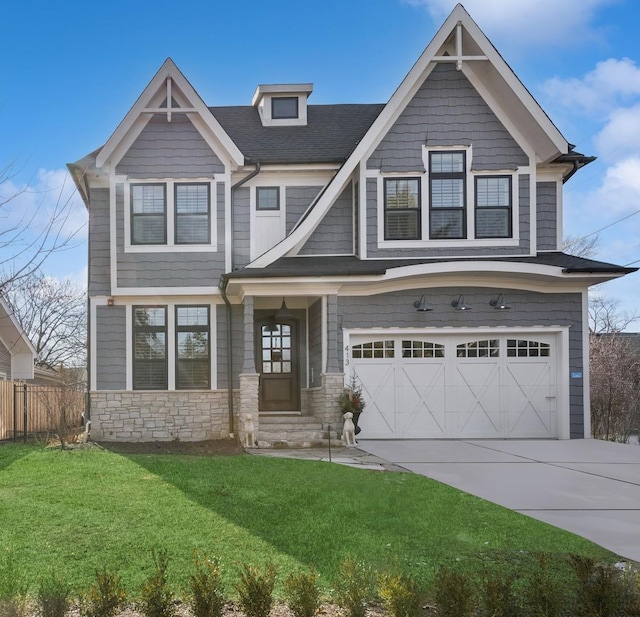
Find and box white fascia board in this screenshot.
[112,286,222,297]
[96,58,243,170]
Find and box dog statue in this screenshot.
[243,414,256,448]
[341,411,357,446]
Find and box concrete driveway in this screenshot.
[357,439,640,562]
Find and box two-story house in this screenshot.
[69,4,636,445]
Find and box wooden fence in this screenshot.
[0,381,85,441]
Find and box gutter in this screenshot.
[222,161,261,439]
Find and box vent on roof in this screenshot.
[252,83,313,127]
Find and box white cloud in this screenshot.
[594,102,640,158]
[542,58,640,115]
[406,0,616,48]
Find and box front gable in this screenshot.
[96,58,243,173]
[249,3,569,267]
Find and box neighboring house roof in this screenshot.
[209,104,385,165]
[0,295,36,380]
[225,253,637,279]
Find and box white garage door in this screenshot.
[348,333,557,439]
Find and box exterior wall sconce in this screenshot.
[274,298,294,320]
[413,295,433,312]
[451,295,471,310]
[107,297,115,306]
[490,294,511,310]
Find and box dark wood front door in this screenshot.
[257,320,300,411]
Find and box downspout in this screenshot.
[223,162,261,438]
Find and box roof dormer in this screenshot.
[252,83,313,127]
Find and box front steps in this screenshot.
[255,414,340,448]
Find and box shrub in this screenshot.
[333,556,375,617]
[377,571,423,617]
[570,555,634,617]
[284,569,321,617]
[81,567,127,617]
[522,553,566,617]
[233,562,277,617]
[480,569,520,617]
[187,550,225,617]
[432,567,476,617]
[37,573,71,617]
[138,549,175,617]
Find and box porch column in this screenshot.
[326,294,341,373]
[238,295,259,446]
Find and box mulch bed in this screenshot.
[96,438,245,457]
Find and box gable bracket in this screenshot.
[432,22,487,70]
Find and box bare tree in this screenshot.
[589,296,639,334]
[0,162,85,289]
[590,333,640,442]
[563,234,600,259]
[3,272,86,368]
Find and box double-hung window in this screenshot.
[384,178,420,240]
[133,307,167,390]
[131,184,166,244]
[429,151,466,239]
[176,306,210,389]
[475,176,512,238]
[175,183,210,244]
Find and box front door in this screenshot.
[257,320,300,411]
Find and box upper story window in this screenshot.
[133,306,167,390]
[132,184,167,244]
[175,183,210,244]
[127,180,215,251]
[429,151,466,239]
[384,178,420,240]
[271,97,299,119]
[475,176,512,238]
[256,187,280,211]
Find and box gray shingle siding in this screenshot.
[367,63,528,172]
[338,288,584,437]
[88,188,110,296]
[232,187,250,269]
[537,181,558,251]
[365,175,531,258]
[116,115,224,178]
[300,184,353,255]
[96,306,126,390]
[286,186,323,234]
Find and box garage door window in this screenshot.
[456,339,499,358]
[352,340,395,359]
[402,340,445,358]
[507,339,550,357]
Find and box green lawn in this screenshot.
[0,444,616,595]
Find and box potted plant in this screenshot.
[337,374,366,434]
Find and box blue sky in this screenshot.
[1,0,639,325]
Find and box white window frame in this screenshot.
[124,178,218,253]
[126,301,217,391]
[376,145,520,249]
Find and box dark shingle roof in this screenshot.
[209,104,385,164]
[225,253,638,279]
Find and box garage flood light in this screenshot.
[451,295,471,310]
[413,295,434,312]
[490,294,511,310]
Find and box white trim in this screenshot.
[582,289,591,438]
[343,325,570,439]
[125,305,132,390]
[529,162,537,255]
[556,178,564,251]
[112,287,222,297]
[359,164,367,259]
[110,177,119,293]
[224,173,232,273]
